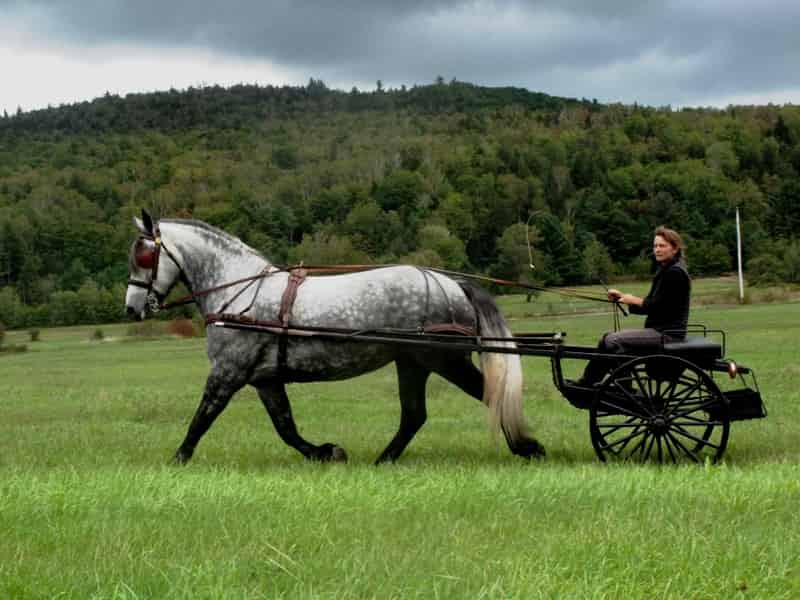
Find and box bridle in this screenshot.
[127,223,184,312]
[127,220,273,315]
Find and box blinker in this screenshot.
[134,238,157,269]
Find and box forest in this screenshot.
[1,79,799,329]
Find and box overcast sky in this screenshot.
[2,0,799,116]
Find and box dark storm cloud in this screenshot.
[4,0,800,106]
[5,0,461,62]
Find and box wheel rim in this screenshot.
[590,356,729,464]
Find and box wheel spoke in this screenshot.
[663,380,705,417]
[656,435,664,463]
[597,395,651,420]
[647,373,657,402]
[618,426,646,455]
[642,432,657,462]
[669,423,722,450]
[627,431,651,461]
[671,419,725,427]
[595,416,643,456]
[632,368,653,408]
[670,397,714,410]
[608,423,648,456]
[662,378,679,401]
[674,371,702,389]
[601,427,648,452]
[665,431,700,462]
[612,377,656,417]
[672,399,722,420]
[596,422,645,429]
[662,433,678,463]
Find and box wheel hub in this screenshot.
[649,414,668,435]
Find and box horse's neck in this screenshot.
[161,221,270,313]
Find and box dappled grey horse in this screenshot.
[125,210,545,464]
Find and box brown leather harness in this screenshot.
[203,266,474,335]
[201,266,474,375]
[130,238,475,375]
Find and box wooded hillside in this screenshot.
[1,79,799,328]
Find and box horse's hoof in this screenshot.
[515,439,546,460]
[172,450,192,465]
[330,445,348,462]
[315,443,348,463]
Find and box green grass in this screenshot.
[2,286,799,598]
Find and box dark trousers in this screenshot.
[581,328,674,384]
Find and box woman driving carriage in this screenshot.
[575,226,691,387]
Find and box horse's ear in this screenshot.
[133,215,149,235]
[141,209,155,235]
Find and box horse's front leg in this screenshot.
[256,380,347,462]
[173,371,244,464]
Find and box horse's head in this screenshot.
[125,210,183,320]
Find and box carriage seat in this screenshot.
[662,336,723,364]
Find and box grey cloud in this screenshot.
[3,0,800,106]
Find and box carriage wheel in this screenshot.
[589,355,730,464]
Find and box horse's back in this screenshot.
[289,266,474,331]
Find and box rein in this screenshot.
[155,261,627,317]
[269,263,622,306]
[159,269,275,311]
[128,219,625,323]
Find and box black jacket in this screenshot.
[629,258,690,336]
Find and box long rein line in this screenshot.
[158,262,626,318]
[424,267,612,304]
[159,270,273,311]
[421,266,629,330]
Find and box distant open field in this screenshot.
[1,279,799,598]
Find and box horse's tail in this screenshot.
[459,281,529,448]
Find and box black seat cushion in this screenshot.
[662,336,722,362]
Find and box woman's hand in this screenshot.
[607,288,643,307]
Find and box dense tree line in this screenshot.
[1,79,799,329]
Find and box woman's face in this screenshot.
[653,234,678,264]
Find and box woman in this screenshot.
[576,226,691,386]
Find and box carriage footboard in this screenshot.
[720,388,767,421]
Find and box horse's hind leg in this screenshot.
[429,353,545,460]
[375,356,431,464]
[256,381,347,462]
[428,354,484,400]
[174,372,245,464]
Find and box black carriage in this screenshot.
[543,325,767,463]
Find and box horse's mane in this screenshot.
[162,218,267,260]
[162,218,237,242]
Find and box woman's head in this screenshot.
[653,226,684,264]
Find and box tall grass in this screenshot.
[1,288,799,598]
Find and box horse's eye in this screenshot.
[134,239,157,269]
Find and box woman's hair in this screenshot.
[654,226,685,262]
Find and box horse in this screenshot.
[125,210,545,464]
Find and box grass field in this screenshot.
[2,281,799,598]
